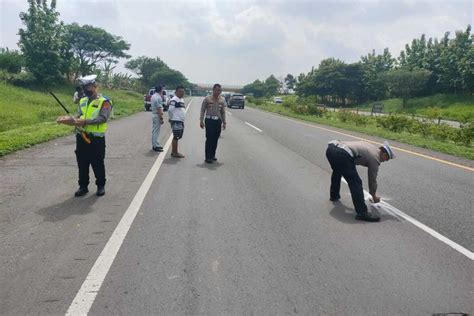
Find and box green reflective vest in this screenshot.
[79,95,109,135]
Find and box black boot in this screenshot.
[74,187,89,197]
[96,186,105,196]
[355,212,380,222]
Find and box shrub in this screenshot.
[337,109,353,122]
[376,115,412,133]
[352,114,369,126]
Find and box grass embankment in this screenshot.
[248,97,474,161]
[0,83,143,156]
[355,94,473,121]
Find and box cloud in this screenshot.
[1,0,472,85]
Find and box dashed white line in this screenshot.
[340,178,473,260]
[245,122,262,132]
[66,99,194,315]
[226,111,232,115]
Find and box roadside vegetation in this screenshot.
[242,25,473,160]
[355,94,473,122]
[246,95,474,160]
[0,83,143,156]
[0,1,195,157]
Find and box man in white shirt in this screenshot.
[151,86,164,152]
[168,85,186,158]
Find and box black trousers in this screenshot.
[325,144,367,214]
[205,118,222,159]
[75,134,106,188]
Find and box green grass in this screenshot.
[248,101,474,161]
[0,83,144,156]
[355,94,474,121]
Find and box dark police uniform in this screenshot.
[325,140,394,222]
[200,95,226,162]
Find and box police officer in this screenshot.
[151,85,164,152]
[325,140,395,222]
[70,75,112,197]
[200,84,226,163]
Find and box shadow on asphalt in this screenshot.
[330,202,399,224]
[144,150,159,158]
[162,157,180,165]
[195,161,223,170]
[37,195,98,222]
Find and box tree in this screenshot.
[381,69,432,107]
[360,48,395,101]
[64,23,130,78]
[126,56,190,89]
[0,48,23,73]
[18,0,65,84]
[284,74,296,90]
[264,74,281,96]
[150,68,189,89]
[242,79,266,98]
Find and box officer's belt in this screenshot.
[77,131,105,137]
[328,140,354,158]
[205,115,220,120]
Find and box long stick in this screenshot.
[49,91,71,114]
[49,91,91,144]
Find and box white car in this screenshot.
[274,97,283,104]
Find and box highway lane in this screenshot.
[227,106,474,251]
[0,97,472,315]
[88,98,472,314]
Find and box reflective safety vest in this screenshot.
[79,95,110,135]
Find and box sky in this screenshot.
[0,0,472,86]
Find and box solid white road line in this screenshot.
[66,99,193,315]
[245,122,262,132]
[340,178,473,260]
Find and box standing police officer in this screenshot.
[200,84,226,163]
[70,75,112,197]
[325,140,395,222]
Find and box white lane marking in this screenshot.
[226,111,232,115]
[340,178,473,260]
[66,99,194,315]
[245,122,262,132]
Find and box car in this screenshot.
[274,97,283,104]
[228,93,245,109]
[144,88,155,111]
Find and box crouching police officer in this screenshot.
[72,75,112,197]
[325,140,395,222]
[200,84,226,163]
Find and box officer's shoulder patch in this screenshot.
[102,101,111,110]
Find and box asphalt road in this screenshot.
[0,97,472,315]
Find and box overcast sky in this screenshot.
[1,0,472,86]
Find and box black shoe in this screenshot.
[329,196,340,202]
[74,187,89,197]
[96,186,105,196]
[355,212,380,222]
[212,157,217,161]
[153,146,163,152]
[205,159,213,163]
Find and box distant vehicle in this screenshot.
[228,93,245,109]
[222,92,231,104]
[144,88,155,111]
[274,97,283,104]
[162,91,169,111]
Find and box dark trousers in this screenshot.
[325,145,367,214]
[75,134,106,188]
[205,118,222,159]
